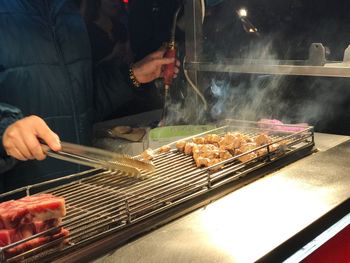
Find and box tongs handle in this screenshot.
[45,148,119,171]
[40,140,147,176]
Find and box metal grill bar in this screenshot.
[0,121,314,262]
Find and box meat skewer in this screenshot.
[141,131,286,171]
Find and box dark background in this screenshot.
[199,0,350,134]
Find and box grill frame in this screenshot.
[0,120,315,263]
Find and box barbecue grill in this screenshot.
[2,1,350,262]
[0,120,315,262]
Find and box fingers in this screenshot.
[3,125,33,160]
[2,115,60,161]
[19,131,46,161]
[157,58,180,69]
[34,120,61,152]
[153,57,175,66]
[159,61,180,79]
[13,133,35,160]
[133,48,181,83]
[6,147,27,161]
[148,48,167,59]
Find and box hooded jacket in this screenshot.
[0,0,133,193]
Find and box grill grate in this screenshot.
[0,121,314,262]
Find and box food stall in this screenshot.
[1,0,350,262]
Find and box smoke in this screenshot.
[163,85,208,125]
[205,64,350,133]
[206,40,290,122]
[168,35,350,134]
[162,0,350,134]
[209,75,284,121]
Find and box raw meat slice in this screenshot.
[0,229,18,247]
[258,119,308,132]
[0,194,66,229]
[0,219,61,247]
[5,228,69,257]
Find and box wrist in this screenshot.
[129,65,141,88]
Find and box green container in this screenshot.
[148,125,216,148]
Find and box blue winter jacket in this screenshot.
[0,0,133,193]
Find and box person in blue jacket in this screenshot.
[0,0,178,193]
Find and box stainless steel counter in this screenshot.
[93,133,350,263]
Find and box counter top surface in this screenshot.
[94,133,350,263]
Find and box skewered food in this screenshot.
[255,134,272,146]
[141,148,154,160]
[140,145,170,160]
[158,145,171,153]
[141,131,285,170]
[238,152,257,163]
[184,142,196,155]
[204,134,221,144]
[195,157,210,167]
[256,148,268,157]
[269,143,281,152]
[175,140,186,152]
[177,132,285,169]
[192,137,205,144]
[207,158,225,172]
[219,150,233,160]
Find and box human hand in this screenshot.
[2,115,61,161]
[132,47,180,84]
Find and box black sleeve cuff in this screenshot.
[0,103,23,156]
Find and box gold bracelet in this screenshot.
[129,66,141,88]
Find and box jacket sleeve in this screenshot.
[0,103,23,173]
[93,61,135,121]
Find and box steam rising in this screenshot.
[163,1,350,134]
[165,39,350,134]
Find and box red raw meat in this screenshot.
[32,219,61,233]
[0,219,61,247]
[0,194,68,259]
[0,229,18,247]
[5,228,69,257]
[258,119,308,132]
[0,194,66,229]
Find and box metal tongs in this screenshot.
[42,141,155,177]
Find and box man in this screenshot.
[0,0,177,193]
